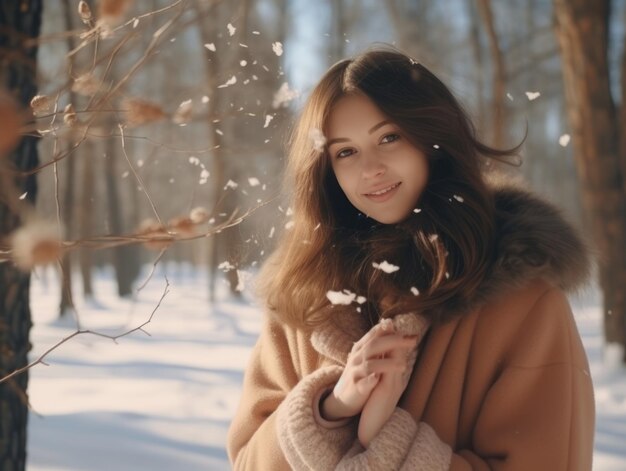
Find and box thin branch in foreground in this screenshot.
[118,123,163,226]
[136,245,168,292]
[0,277,171,386]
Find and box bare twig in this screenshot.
[118,123,163,226]
[136,246,169,292]
[0,278,171,385]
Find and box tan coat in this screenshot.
[227,180,595,470]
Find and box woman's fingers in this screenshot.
[355,372,379,395]
[355,334,417,361]
[351,320,392,353]
[357,357,407,378]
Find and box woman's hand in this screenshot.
[321,319,418,421]
[358,324,418,447]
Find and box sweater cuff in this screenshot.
[403,420,453,470]
[276,365,357,469]
[365,407,420,469]
[335,409,452,471]
[312,386,353,429]
[335,407,419,470]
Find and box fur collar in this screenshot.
[311,173,593,364]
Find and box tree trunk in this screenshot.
[104,135,136,297]
[58,0,78,317]
[0,1,43,469]
[467,0,486,135]
[195,0,229,302]
[554,0,626,361]
[78,140,95,298]
[476,0,507,148]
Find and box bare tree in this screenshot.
[58,0,78,317]
[554,0,626,360]
[0,1,43,468]
[475,0,507,148]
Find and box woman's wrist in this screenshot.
[320,389,351,421]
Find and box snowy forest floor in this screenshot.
[24,264,626,470]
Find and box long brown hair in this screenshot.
[258,45,522,330]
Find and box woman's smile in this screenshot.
[364,182,401,202]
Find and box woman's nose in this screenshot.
[361,151,386,179]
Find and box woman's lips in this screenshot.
[364,182,401,202]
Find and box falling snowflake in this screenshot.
[453,194,464,203]
[173,99,193,125]
[227,23,236,36]
[272,42,283,56]
[433,144,440,149]
[372,261,400,273]
[248,177,260,187]
[272,82,299,108]
[506,93,514,101]
[309,128,326,152]
[326,290,356,305]
[269,226,275,238]
[559,134,570,147]
[218,261,235,272]
[224,180,238,190]
[413,208,422,214]
[204,43,216,52]
[410,287,420,296]
[199,169,210,185]
[285,221,294,230]
[218,76,237,88]
[188,156,200,165]
[263,114,274,128]
[525,91,541,101]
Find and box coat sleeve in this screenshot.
[227,313,358,470]
[448,287,595,470]
[333,287,595,471]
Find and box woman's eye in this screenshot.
[336,148,355,159]
[381,133,400,144]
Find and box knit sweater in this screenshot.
[227,176,595,470]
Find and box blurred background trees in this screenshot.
[0,0,625,468]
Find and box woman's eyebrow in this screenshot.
[367,120,391,134]
[326,120,392,147]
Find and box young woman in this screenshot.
[227,46,595,470]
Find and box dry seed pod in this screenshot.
[11,220,63,271]
[30,94,52,115]
[78,1,92,23]
[63,103,77,126]
[168,216,195,237]
[137,218,172,251]
[98,0,132,27]
[72,73,102,96]
[122,97,166,127]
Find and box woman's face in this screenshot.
[326,94,429,225]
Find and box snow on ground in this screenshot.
[24,265,626,470]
